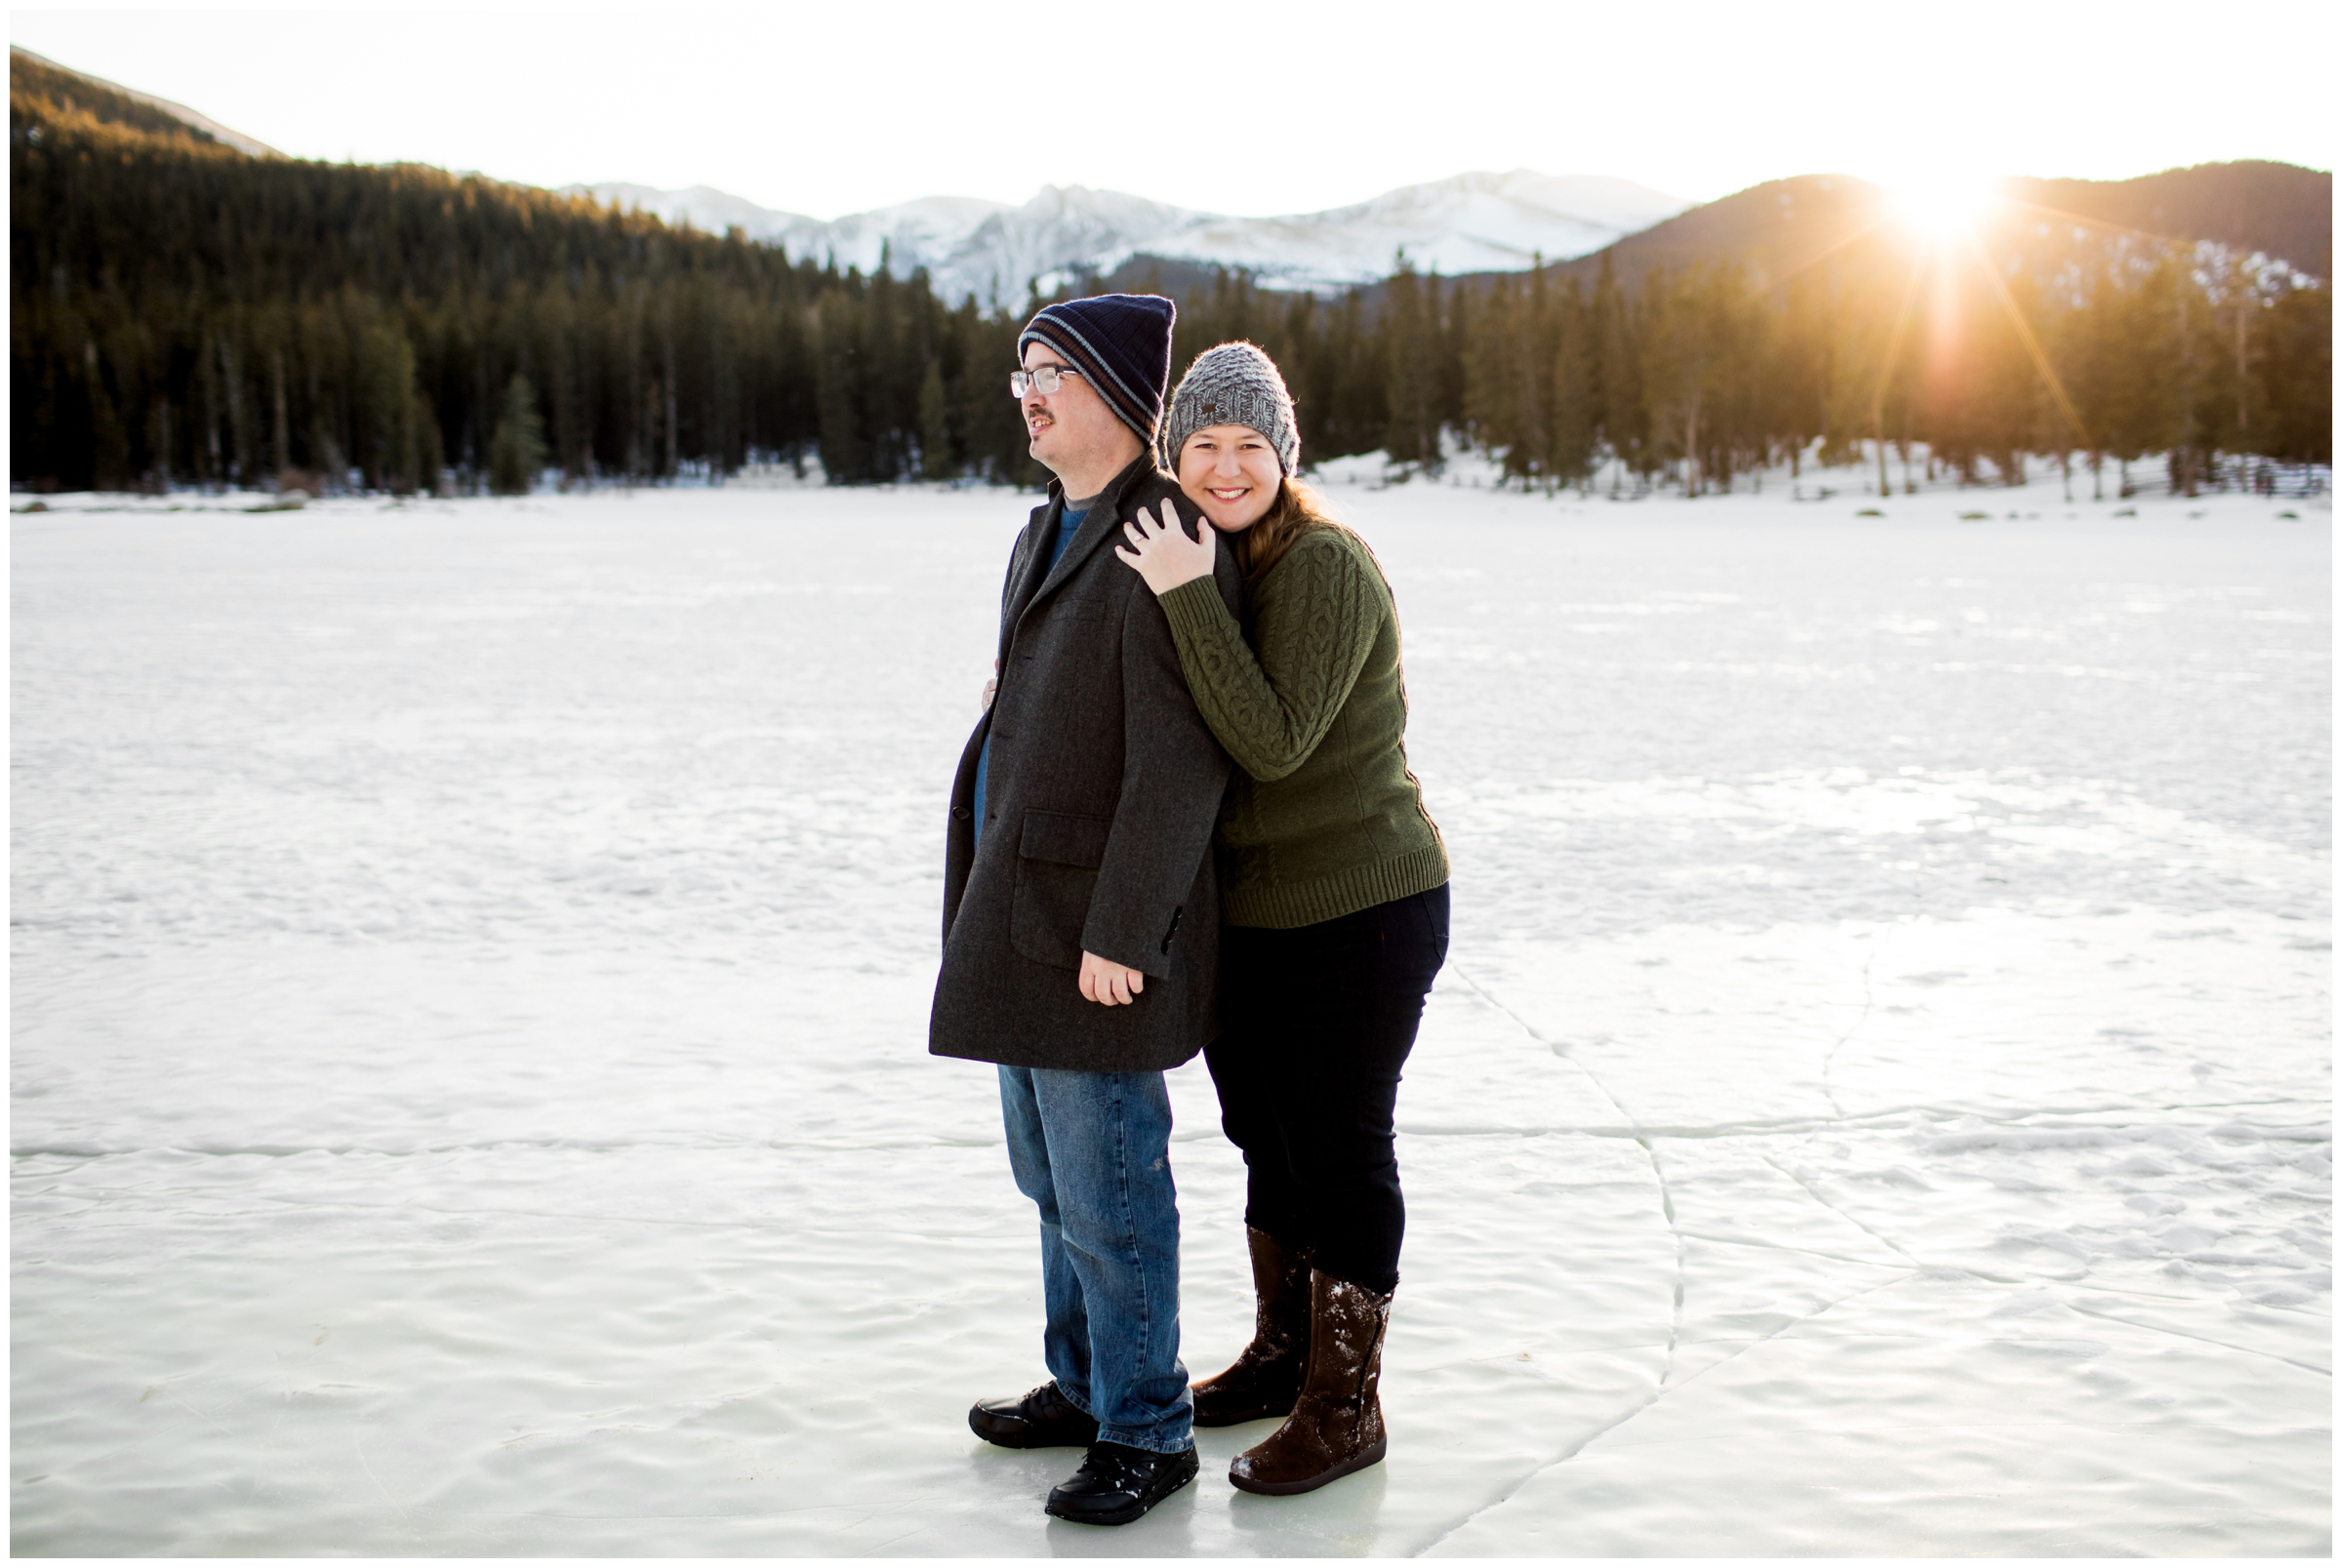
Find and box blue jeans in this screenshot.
[996,1065,1192,1454]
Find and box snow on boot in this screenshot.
[1043,1440,1200,1526]
[1227,1270,1392,1496]
[1191,1226,1312,1427]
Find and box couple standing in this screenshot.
[928,293,1449,1527]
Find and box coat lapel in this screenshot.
[1019,455,1153,624]
[1001,485,1064,639]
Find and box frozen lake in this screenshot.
[12,478,2330,1555]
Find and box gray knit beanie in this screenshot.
[1162,342,1300,474]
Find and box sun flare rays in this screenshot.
[1866,172,2099,457]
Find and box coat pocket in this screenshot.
[1042,587,1115,620]
[1010,809,1113,970]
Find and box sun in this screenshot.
[1890,176,1998,239]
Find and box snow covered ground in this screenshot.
[11,480,2329,1555]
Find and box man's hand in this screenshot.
[1078,950,1146,1006]
[982,658,998,712]
[1115,501,1216,596]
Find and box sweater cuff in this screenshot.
[1157,575,1236,644]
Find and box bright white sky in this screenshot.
[11,2,2334,220]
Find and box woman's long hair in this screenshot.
[1227,477,1342,591]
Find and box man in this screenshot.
[929,294,1238,1527]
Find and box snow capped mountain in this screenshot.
[567,171,1692,304]
[933,185,1203,302]
[1141,172,1693,284]
[582,181,829,242]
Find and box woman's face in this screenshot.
[1177,424,1283,533]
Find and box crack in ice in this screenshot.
[1413,1271,1918,1555]
[1389,1098,2318,1145]
[1677,1226,1913,1272]
[1757,1151,1925,1266]
[2056,1299,2331,1378]
[1818,950,1875,1119]
[12,1101,2314,1167]
[1446,964,1688,1390]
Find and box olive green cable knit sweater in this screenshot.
[1156,524,1448,929]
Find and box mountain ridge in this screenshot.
[7,45,280,157]
[566,172,1695,305]
[14,46,2325,306]
[1542,164,2333,296]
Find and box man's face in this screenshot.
[1021,341,1130,477]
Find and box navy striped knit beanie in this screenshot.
[1018,294,1177,445]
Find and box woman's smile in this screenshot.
[1177,422,1284,533]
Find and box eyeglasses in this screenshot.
[1009,365,1083,399]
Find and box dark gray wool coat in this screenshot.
[929,455,1242,1072]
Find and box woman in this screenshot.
[1115,342,1449,1497]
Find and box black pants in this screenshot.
[1205,884,1449,1296]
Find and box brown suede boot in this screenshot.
[1227,1269,1392,1495]
[1191,1227,1312,1427]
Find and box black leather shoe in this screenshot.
[1044,1440,1199,1526]
[969,1382,1099,1449]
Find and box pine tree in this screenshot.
[1549,275,1597,488]
[2255,283,2332,464]
[487,375,547,495]
[1382,258,1437,470]
[1589,253,1647,488]
[917,357,952,479]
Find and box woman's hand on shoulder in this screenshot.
[1114,501,1216,597]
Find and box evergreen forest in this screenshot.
[12,51,2330,499]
